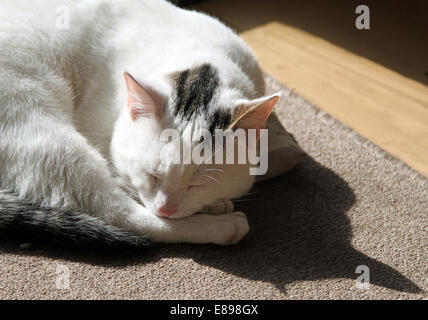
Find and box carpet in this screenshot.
[0,76,426,300]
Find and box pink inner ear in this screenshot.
[123,72,162,121]
[236,95,279,132]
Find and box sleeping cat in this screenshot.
[0,0,280,248]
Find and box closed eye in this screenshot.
[146,171,158,184]
[187,184,204,192]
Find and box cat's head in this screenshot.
[111,64,280,219]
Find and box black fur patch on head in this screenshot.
[172,64,220,120]
[208,109,232,134]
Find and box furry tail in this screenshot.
[0,191,150,251]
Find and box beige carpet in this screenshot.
[0,76,426,300]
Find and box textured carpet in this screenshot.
[0,76,426,300]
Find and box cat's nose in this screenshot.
[157,206,177,217]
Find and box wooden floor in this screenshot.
[193,0,428,177]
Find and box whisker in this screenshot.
[202,175,220,185]
[204,142,224,163]
[203,168,224,173]
[230,198,266,203]
[233,204,249,210]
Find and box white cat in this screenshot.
[0,0,280,248]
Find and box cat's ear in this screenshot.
[124,72,163,121]
[230,92,281,139]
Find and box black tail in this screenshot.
[0,191,150,251]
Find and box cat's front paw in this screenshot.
[210,211,249,245]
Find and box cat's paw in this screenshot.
[128,207,249,245]
[200,199,234,215]
[208,211,249,245]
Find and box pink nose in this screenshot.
[157,206,177,217]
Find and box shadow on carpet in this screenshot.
[1,155,421,295]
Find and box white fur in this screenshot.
[0,0,271,244]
